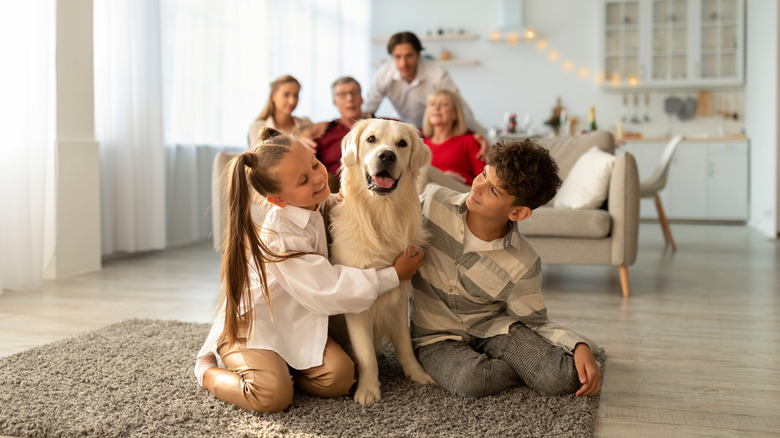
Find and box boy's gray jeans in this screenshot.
[415,323,581,397]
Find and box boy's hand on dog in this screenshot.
[393,246,424,281]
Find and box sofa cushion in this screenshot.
[536,131,615,180]
[553,146,616,209]
[516,206,611,238]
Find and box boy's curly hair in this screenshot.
[486,139,562,209]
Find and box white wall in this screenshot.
[369,0,745,138]
[744,1,780,238]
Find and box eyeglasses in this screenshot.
[334,91,361,99]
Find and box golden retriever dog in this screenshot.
[329,119,435,404]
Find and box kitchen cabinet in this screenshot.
[603,0,744,90]
[706,143,748,219]
[621,139,748,221]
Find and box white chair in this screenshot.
[640,135,684,251]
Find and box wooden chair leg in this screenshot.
[618,266,630,297]
[654,194,677,252]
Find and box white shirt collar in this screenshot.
[391,58,427,86]
[277,203,320,229]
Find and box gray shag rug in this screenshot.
[0,319,604,437]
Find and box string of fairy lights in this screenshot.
[488,28,623,87]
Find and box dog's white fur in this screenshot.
[329,119,435,404]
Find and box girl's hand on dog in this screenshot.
[327,192,344,207]
[393,246,424,281]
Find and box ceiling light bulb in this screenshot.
[506,31,520,44]
[489,31,502,42]
[563,60,574,71]
[578,68,589,79]
[547,50,559,61]
[524,28,536,40]
[535,40,547,51]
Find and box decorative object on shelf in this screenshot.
[439,48,451,61]
[588,106,598,132]
[488,0,537,44]
[504,112,517,134]
[543,97,565,135]
[558,110,569,136]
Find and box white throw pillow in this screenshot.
[553,146,616,209]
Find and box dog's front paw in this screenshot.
[408,369,435,385]
[353,381,381,404]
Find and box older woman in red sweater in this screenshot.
[422,89,485,185]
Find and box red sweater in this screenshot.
[424,134,485,185]
[316,120,350,177]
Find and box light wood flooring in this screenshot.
[1,223,778,437]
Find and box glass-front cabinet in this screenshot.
[699,0,741,80]
[651,0,688,81]
[605,1,640,86]
[602,0,743,90]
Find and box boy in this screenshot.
[411,138,601,397]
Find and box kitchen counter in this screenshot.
[620,133,747,143]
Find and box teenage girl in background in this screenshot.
[195,128,423,413]
[247,75,326,151]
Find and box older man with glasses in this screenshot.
[315,76,370,193]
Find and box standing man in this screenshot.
[316,76,367,193]
[363,31,488,155]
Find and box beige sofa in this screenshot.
[423,131,639,297]
[211,131,639,297]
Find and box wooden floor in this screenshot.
[1,223,778,437]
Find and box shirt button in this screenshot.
[449,288,453,292]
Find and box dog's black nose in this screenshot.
[377,150,396,163]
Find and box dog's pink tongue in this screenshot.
[372,175,394,189]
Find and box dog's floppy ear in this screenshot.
[409,126,432,177]
[341,119,371,168]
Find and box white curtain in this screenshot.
[0,0,55,292]
[162,0,372,146]
[161,0,371,245]
[94,0,167,255]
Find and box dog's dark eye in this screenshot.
[367,135,376,143]
[397,139,407,147]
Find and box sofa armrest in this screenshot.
[607,152,640,266]
[417,165,470,194]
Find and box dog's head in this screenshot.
[340,119,431,196]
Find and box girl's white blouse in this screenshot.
[197,201,399,370]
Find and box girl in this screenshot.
[195,128,423,413]
[247,75,325,150]
[422,89,486,185]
